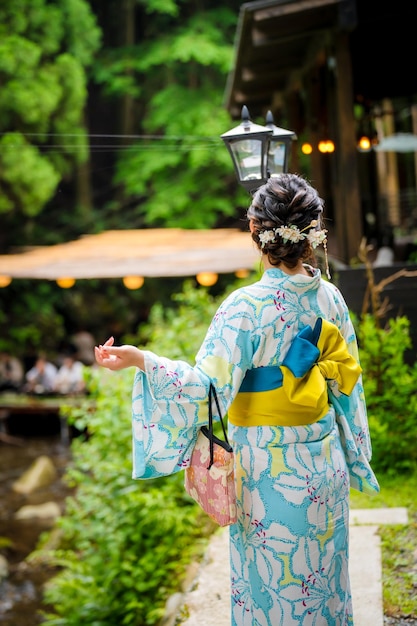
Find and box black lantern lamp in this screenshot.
[221,105,296,193]
[221,105,273,193]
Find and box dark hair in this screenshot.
[247,173,325,269]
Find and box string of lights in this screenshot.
[0,133,222,153]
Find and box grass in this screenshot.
[350,470,417,617]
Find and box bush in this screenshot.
[357,314,417,474]
[36,280,229,626]
[39,368,214,626]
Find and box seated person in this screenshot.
[71,329,96,365]
[24,354,58,395]
[0,351,24,392]
[53,352,86,395]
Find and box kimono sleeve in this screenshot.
[132,351,211,479]
[329,305,379,494]
[131,289,256,479]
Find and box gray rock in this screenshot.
[12,455,57,494]
[14,501,61,520]
[0,554,8,582]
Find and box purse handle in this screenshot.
[207,383,229,469]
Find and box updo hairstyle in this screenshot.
[247,173,325,269]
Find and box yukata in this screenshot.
[131,266,379,626]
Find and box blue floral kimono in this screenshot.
[131,267,379,626]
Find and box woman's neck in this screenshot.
[262,256,310,276]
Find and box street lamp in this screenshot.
[221,105,296,193]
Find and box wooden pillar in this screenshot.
[376,98,401,226]
[412,104,417,188]
[286,88,302,174]
[334,33,363,264]
[304,65,325,196]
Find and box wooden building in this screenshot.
[224,0,417,265]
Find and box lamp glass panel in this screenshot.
[267,141,286,176]
[230,138,264,182]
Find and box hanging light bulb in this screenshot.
[56,277,75,288]
[301,142,313,155]
[318,140,335,153]
[123,276,144,290]
[357,136,372,152]
[0,275,12,288]
[235,268,250,279]
[196,272,218,287]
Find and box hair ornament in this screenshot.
[258,220,326,249]
[258,230,277,247]
[258,219,331,280]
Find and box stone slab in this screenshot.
[350,507,408,526]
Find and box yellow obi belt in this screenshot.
[228,318,362,427]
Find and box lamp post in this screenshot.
[221,105,296,193]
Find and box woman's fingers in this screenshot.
[95,343,142,370]
[95,341,119,366]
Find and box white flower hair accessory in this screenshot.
[257,219,331,279]
[258,230,277,247]
[307,228,327,249]
[258,220,327,248]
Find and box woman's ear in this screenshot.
[249,219,256,234]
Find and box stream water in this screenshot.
[0,413,73,626]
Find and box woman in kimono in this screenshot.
[95,173,379,626]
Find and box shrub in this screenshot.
[357,314,417,474]
[36,280,229,626]
[39,368,214,625]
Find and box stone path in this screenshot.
[168,507,408,626]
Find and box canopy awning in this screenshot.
[0,229,259,280]
[224,0,352,119]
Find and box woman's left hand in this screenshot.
[95,337,145,371]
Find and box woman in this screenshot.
[95,173,379,626]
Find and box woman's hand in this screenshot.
[95,337,145,371]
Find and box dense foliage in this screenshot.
[37,281,226,625]
[0,274,191,358]
[0,0,248,253]
[88,0,246,230]
[0,0,101,248]
[39,369,215,625]
[357,314,417,474]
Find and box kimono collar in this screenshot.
[260,265,322,290]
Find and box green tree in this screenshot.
[0,0,101,250]
[91,0,247,229]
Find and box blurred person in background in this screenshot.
[53,348,86,395]
[24,354,58,395]
[0,351,24,392]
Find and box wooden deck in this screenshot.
[0,392,90,444]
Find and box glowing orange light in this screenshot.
[196,272,218,287]
[123,276,144,290]
[56,277,75,288]
[357,136,372,152]
[235,269,250,279]
[0,275,12,288]
[318,140,335,153]
[301,143,313,155]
